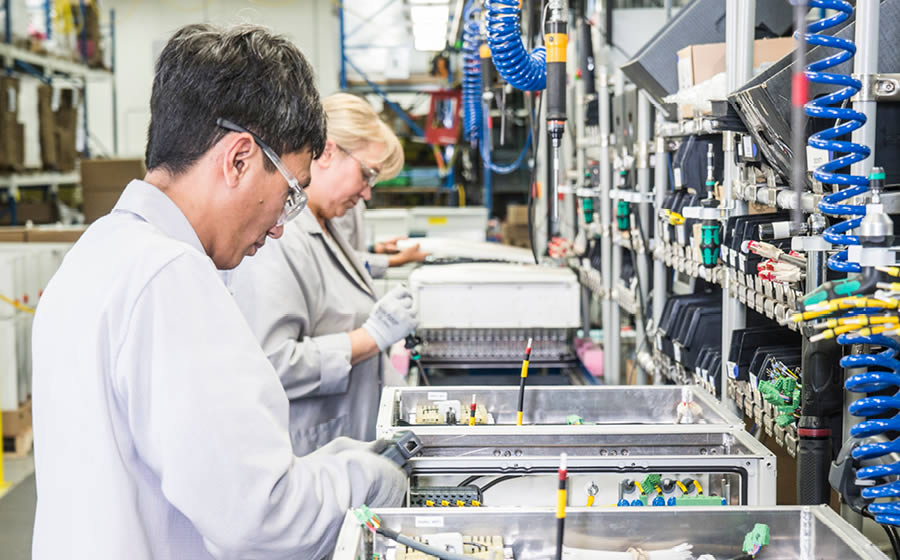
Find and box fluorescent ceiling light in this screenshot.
[410,5,449,23]
[414,33,447,51]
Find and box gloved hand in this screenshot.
[316,436,372,456]
[362,285,418,351]
[336,446,408,507]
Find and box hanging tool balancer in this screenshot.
[546,1,567,238]
[700,145,720,268]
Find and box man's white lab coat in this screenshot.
[30,180,404,560]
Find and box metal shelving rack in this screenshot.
[1,0,115,225]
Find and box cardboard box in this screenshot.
[82,190,124,223]
[37,84,58,169]
[2,397,31,437]
[0,227,28,242]
[501,222,531,248]
[80,158,145,222]
[25,225,86,243]
[55,88,78,172]
[677,37,794,118]
[0,76,21,170]
[506,204,529,225]
[81,157,146,190]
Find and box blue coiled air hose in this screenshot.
[462,0,534,175]
[805,0,871,274]
[462,0,483,144]
[485,0,546,91]
[843,334,900,526]
[802,0,895,527]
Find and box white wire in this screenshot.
[562,542,694,560]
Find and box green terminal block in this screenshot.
[776,413,796,427]
[566,414,584,425]
[641,474,662,492]
[673,495,726,506]
[782,378,796,395]
[743,523,771,554]
[616,200,630,231]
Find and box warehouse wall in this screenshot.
[102,0,339,158]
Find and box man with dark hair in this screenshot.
[30,24,407,559]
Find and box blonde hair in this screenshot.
[322,92,404,181]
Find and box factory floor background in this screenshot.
[1,453,36,560]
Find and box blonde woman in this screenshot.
[229,93,415,454]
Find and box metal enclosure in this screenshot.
[406,428,776,507]
[376,385,746,437]
[334,506,889,560]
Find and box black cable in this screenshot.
[885,525,900,560]
[375,527,471,560]
[892,527,900,560]
[411,356,431,386]
[527,92,544,265]
[457,475,482,487]
[478,475,524,493]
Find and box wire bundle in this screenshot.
[353,506,474,560]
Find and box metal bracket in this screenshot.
[636,141,651,170]
[682,205,722,220]
[853,73,900,102]
[791,235,831,252]
[610,189,653,204]
[847,245,898,267]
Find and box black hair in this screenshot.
[145,23,326,175]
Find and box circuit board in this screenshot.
[414,401,489,425]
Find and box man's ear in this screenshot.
[315,139,338,169]
[221,133,256,188]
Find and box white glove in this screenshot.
[337,446,408,507]
[315,436,372,455]
[363,285,418,351]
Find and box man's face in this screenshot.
[218,149,312,269]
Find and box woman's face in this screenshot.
[308,140,384,220]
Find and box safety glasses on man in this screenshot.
[217,118,308,225]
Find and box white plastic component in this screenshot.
[681,206,719,220]
[848,245,897,267]
[409,263,581,329]
[791,236,832,252]
[396,237,534,263]
[363,209,410,244]
[409,207,488,241]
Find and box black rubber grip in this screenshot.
[797,435,832,505]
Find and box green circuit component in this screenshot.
[743,523,771,554]
[641,474,662,493]
[566,414,584,425]
[776,413,796,427]
[781,378,796,394]
[758,382,780,405]
[674,495,726,506]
